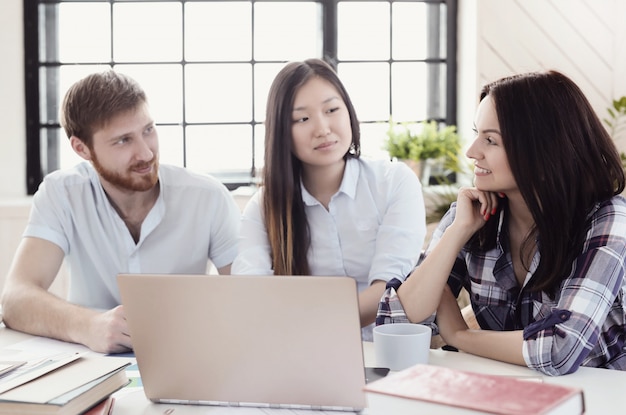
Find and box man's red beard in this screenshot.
[91,152,159,192]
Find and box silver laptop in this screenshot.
[117,273,367,412]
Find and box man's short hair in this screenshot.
[59,70,147,147]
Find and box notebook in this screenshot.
[117,273,367,412]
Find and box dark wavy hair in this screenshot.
[470,70,625,295]
[263,58,361,275]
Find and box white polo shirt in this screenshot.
[232,157,427,292]
[25,162,241,310]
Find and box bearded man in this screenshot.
[1,71,240,353]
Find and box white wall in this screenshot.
[461,0,626,152]
[1,0,26,199]
[0,0,38,295]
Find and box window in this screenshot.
[25,0,457,193]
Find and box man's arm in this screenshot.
[1,237,131,353]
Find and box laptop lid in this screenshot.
[117,274,367,411]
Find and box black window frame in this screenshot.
[24,0,458,194]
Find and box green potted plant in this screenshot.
[384,119,461,186]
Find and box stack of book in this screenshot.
[0,353,130,414]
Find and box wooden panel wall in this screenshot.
[473,0,626,149]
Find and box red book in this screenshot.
[83,397,114,415]
[364,364,584,415]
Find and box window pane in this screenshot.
[428,62,448,121]
[253,63,286,123]
[39,66,58,124]
[254,123,265,176]
[56,127,83,168]
[113,2,182,62]
[40,128,57,172]
[338,62,389,122]
[392,62,446,121]
[57,3,111,63]
[157,125,185,167]
[338,2,390,60]
[45,65,111,125]
[437,3,448,59]
[185,2,252,61]
[31,0,453,193]
[58,65,112,100]
[186,125,253,173]
[254,2,322,60]
[185,64,252,123]
[432,3,448,60]
[391,62,428,122]
[392,2,428,60]
[38,4,54,62]
[114,64,183,124]
[360,122,391,161]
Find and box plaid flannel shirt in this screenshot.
[377,196,626,376]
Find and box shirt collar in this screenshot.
[340,158,359,199]
[90,162,166,242]
[495,209,506,252]
[301,158,360,205]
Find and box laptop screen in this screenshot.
[118,274,367,411]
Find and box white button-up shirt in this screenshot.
[232,157,426,292]
[25,162,241,310]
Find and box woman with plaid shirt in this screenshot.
[377,70,626,376]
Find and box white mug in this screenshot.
[373,323,432,371]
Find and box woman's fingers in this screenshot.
[456,187,500,223]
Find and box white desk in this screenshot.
[0,328,622,414]
[422,345,624,415]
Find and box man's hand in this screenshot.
[85,305,132,353]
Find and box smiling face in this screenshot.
[73,102,160,193]
[466,95,517,194]
[290,76,353,171]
